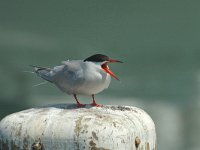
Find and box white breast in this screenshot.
[73,61,111,95]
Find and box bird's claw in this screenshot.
[77,103,86,108]
[91,103,103,107]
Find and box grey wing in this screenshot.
[53,61,85,93]
[62,61,85,84]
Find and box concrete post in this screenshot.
[0,104,156,150]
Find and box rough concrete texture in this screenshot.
[0,104,156,150]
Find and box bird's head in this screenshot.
[84,54,123,80]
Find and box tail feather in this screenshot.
[32,81,48,87]
[30,65,54,83]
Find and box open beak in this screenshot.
[109,59,123,63]
[101,59,123,80]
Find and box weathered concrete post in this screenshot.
[0,104,156,150]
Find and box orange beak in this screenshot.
[101,59,123,80]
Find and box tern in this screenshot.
[32,54,122,107]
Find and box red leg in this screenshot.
[91,95,102,107]
[73,94,85,107]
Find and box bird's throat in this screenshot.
[101,63,119,80]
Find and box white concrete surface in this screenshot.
[0,104,156,150]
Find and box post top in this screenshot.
[0,104,156,150]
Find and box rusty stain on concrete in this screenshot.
[91,147,110,150]
[113,122,116,127]
[146,142,150,150]
[135,136,141,148]
[89,140,96,147]
[31,138,44,150]
[75,117,83,137]
[89,140,111,150]
[92,131,98,141]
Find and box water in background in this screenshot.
[1,1,200,150]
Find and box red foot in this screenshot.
[77,103,86,108]
[91,103,103,107]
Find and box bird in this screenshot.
[31,54,122,107]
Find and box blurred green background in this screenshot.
[1,0,200,149]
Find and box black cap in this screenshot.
[84,54,109,62]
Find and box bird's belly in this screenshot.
[75,74,111,95]
[54,68,111,95]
